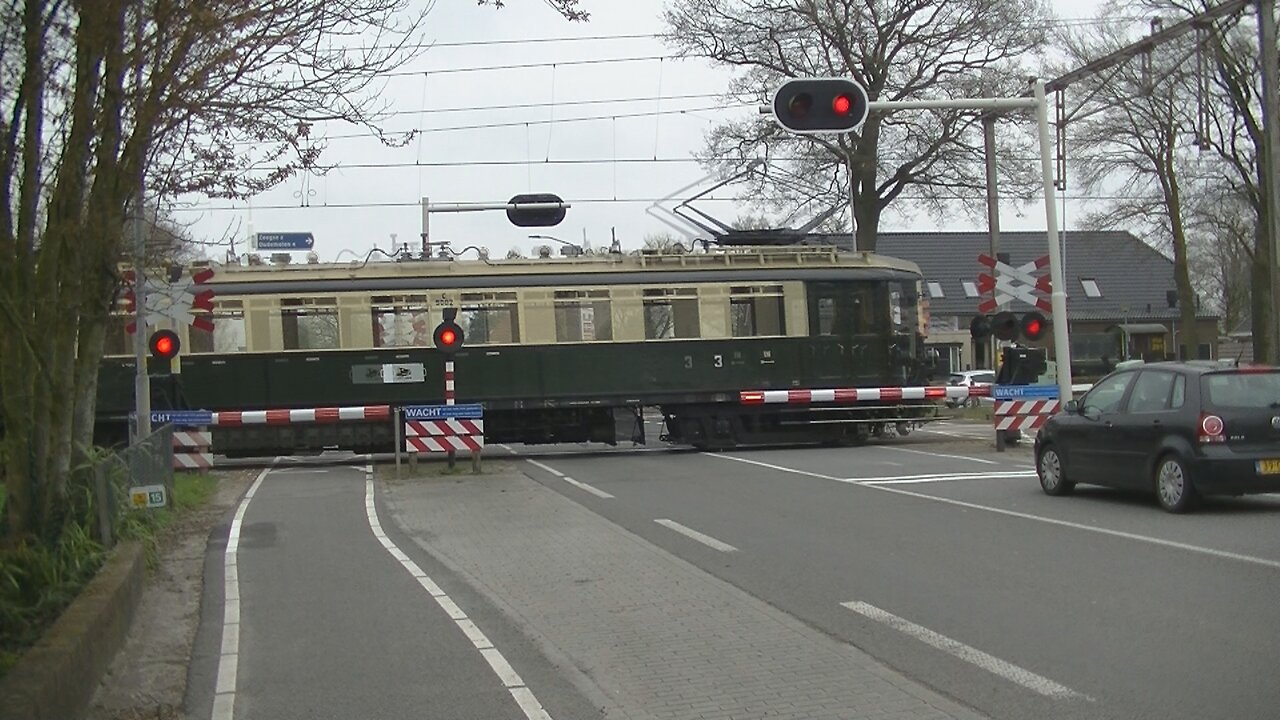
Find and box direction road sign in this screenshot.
[255,232,315,250]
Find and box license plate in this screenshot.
[1256,459,1280,475]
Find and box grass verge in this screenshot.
[0,472,217,679]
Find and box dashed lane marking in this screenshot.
[654,518,739,552]
[363,476,553,720]
[526,459,564,477]
[562,476,614,499]
[842,601,1088,700]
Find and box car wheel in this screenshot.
[1155,453,1198,514]
[1037,445,1075,496]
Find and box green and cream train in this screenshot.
[96,244,944,454]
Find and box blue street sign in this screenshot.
[403,403,484,420]
[151,410,214,426]
[255,232,315,250]
[992,384,1059,400]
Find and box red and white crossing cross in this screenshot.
[124,267,216,334]
[976,254,1052,314]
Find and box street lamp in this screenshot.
[528,233,585,257]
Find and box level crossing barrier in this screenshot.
[739,383,992,405]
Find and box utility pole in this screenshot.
[1259,0,1280,363]
[982,115,1001,373]
[131,191,151,442]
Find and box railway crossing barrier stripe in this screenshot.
[740,384,990,405]
[212,405,391,426]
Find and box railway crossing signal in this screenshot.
[770,77,869,134]
[972,310,1048,343]
[433,308,464,355]
[148,329,180,374]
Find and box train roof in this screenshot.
[189,245,923,296]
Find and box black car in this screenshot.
[1034,361,1280,513]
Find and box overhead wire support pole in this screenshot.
[1259,0,1280,363]
[1035,79,1075,401]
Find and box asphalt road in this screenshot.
[185,459,603,720]
[505,424,1280,720]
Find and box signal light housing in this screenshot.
[1020,311,1048,341]
[148,329,180,361]
[433,320,464,355]
[771,77,869,134]
[506,193,567,228]
[992,311,1019,342]
[970,314,992,340]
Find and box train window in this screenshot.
[730,285,785,337]
[460,292,519,345]
[643,288,699,339]
[189,310,247,353]
[372,297,431,347]
[554,290,612,342]
[281,298,339,350]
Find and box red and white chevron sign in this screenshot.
[125,267,216,334]
[976,254,1051,314]
[405,419,485,453]
[993,399,1060,432]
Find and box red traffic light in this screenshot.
[1020,311,1048,341]
[771,77,869,134]
[433,320,464,354]
[832,94,852,115]
[148,329,180,360]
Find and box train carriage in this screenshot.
[95,243,946,454]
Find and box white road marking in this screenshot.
[654,518,739,552]
[562,476,614,499]
[363,477,554,720]
[710,452,1280,571]
[859,472,1037,485]
[496,443,517,454]
[211,461,275,720]
[700,452,839,480]
[922,429,988,440]
[842,601,1087,700]
[526,459,564,477]
[876,445,1000,465]
[867,483,1280,571]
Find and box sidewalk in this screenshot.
[384,471,990,720]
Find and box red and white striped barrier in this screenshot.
[405,418,484,453]
[740,384,991,405]
[211,405,390,426]
[994,399,1060,432]
[172,429,213,470]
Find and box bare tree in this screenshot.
[0,0,436,543]
[1059,9,1202,357]
[663,0,1051,252]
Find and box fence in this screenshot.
[91,424,174,548]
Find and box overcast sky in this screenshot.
[175,0,1111,262]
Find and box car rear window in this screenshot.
[947,374,964,385]
[1201,370,1280,409]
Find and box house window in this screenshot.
[962,281,979,298]
[1080,278,1102,298]
[729,285,786,337]
[554,290,612,342]
[927,281,944,298]
[643,288,699,339]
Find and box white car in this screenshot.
[945,370,996,408]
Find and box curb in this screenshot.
[0,541,146,720]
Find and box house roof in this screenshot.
[866,230,1218,322]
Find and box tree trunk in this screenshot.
[1161,144,1199,360]
[853,118,882,253]
[1251,223,1272,362]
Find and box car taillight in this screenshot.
[1198,413,1225,443]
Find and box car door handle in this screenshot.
[1105,421,1114,428]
